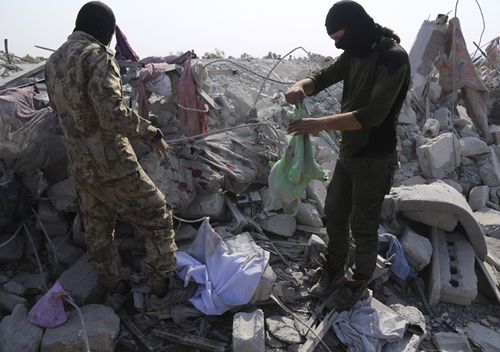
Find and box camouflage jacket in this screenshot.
[45,31,157,183]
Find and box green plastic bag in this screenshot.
[266,107,327,215]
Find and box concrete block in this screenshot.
[429,229,477,306]
[180,193,227,222]
[400,227,432,271]
[58,253,101,305]
[258,214,296,237]
[0,305,43,352]
[460,137,489,157]
[306,180,327,216]
[422,118,440,138]
[417,133,461,179]
[479,147,500,187]
[383,182,487,259]
[295,201,323,228]
[41,304,120,352]
[433,332,472,352]
[474,207,500,239]
[433,107,452,131]
[250,264,276,303]
[37,200,69,236]
[468,186,489,211]
[233,309,265,352]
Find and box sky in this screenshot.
[1,0,499,59]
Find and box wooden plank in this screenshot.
[298,309,338,352]
[153,327,226,352]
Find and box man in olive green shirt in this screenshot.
[286,0,410,310]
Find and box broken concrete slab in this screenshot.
[465,322,500,352]
[58,253,101,305]
[473,207,500,239]
[460,136,489,157]
[41,304,120,352]
[295,201,323,228]
[417,133,461,179]
[179,193,227,222]
[400,227,432,271]
[233,309,265,352]
[382,182,487,259]
[468,185,490,211]
[0,304,43,352]
[479,147,500,187]
[265,315,302,344]
[432,332,472,352]
[258,214,296,237]
[485,236,500,270]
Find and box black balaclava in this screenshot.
[325,0,381,58]
[74,1,116,46]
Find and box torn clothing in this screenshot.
[44,30,157,183]
[308,37,411,158]
[77,168,177,287]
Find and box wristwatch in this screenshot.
[151,128,164,143]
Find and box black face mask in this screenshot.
[325,0,381,58]
[74,1,116,46]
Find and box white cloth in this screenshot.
[333,292,407,352]
[176,218,269,315]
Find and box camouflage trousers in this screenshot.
[76,167,177,289]
[324,152,397,281]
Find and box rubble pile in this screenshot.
[1,15,500,352]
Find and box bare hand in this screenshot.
[285,84,306,106]
[287,118,326,135]
[152,139,170,161]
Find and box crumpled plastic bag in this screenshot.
[27,281,70,328]
[266,107,327,215]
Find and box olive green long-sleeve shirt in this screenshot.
[45,31,157,183]
[309,37,411,157]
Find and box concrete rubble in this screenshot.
[1,13,500,352]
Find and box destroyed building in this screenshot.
[0,13,500,352]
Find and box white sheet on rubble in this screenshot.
[333,292,407,352]
[175,218,269,315]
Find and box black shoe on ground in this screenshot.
[325,279,369,311]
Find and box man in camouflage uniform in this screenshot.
[44,1,176,297]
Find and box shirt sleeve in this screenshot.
[87,50,157,141]
[308,53,348,95]
[353,62,409,128]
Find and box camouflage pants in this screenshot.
[324,152,397,281]
[76,168,177,288]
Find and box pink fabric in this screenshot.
[27,281,70,328]
[177,58,208,137]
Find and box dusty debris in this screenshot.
[1,10,500,352]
